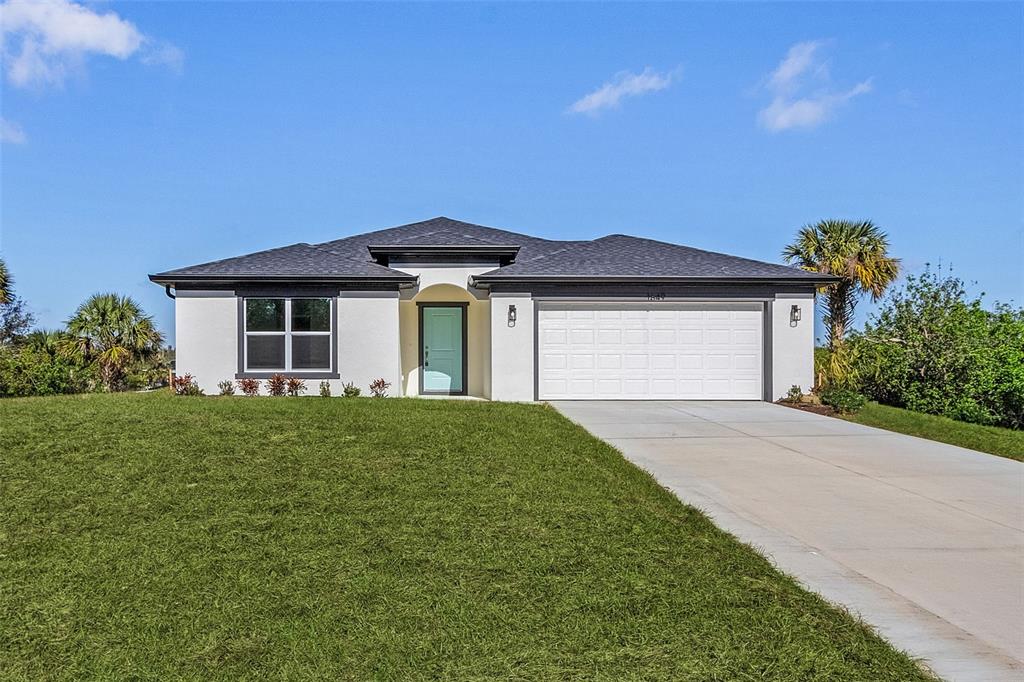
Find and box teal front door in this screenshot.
[421,305,465,394]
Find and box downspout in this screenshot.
[164,285,176,299]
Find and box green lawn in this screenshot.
[846,402,1024,462]
[1,393,930,680]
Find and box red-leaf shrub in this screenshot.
[369,378,391,398]
[171,374,202,396]
[237,378,261,397]
[286,376,306,397]
[267,373,287,396]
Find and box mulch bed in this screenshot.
[775,400,838,417]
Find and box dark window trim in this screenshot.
[236,296,339,379]
[417,302,469,397]
[235,371,340,380]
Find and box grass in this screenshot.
[845,402,1024,462]
[1,393,931,680]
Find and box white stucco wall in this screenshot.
[771,292,815,400]
[490,293,535,401]
[174,290,238,394]
[337,291,402,395]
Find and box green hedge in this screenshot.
[850,268,1023,429]
[0,346,95,398]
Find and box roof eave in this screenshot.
[470,274,839,286]
[149,273,418,286]
[366,244,521,256]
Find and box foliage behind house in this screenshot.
[851,267,1023,429]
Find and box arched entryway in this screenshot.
[399,283,491,398]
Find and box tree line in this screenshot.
[0,259,168,397]
[783,220,1022,429]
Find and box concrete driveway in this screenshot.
[552,400,1024,681]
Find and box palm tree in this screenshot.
[62,293,165,391]
[783,219,900,350]
[0,258,11,305]
[24,329,64,356]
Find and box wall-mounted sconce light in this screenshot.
[790,304,802,327]
[508,304,517,327]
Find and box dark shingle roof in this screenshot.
[316,216,556,261]
[152,243,412,280]
[151,216,826,283]
[475,234,821,280]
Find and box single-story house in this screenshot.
[150,217,831,400]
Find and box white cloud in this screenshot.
[758,41,871,132]
[767,40,826,94]
[0,117,27,144]
[141,40,184,74]
[568,67,677,116]
[759,79,873,132]
[0,0,180,87]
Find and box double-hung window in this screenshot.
[243,298,333,373]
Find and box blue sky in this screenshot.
[1,1,1021,344]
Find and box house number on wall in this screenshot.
[647,292,666,301]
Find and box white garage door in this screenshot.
[537,302,763,400]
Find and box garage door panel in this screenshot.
[542,353,567,369]
[679,329,702,344]
[733,329,758,345]
[538,303,762,400]
[624,354,648,369]
[623,329,647,344]
[570,354,594,369]
[570,329,593,344]
[679,354,702,369]
[651,379,676,394]
[569,379,594,395]
[623,379,648,394]
[733,379,760,395]
[706,329,731,345]
[543,329,567,344]
[706,353,731,370]
[734,353,759,370]
[651,354,675,369]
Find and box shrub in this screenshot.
[267,373,287,397]
[237,378,261,397]
[820,387,866,415]
[171,374,203,396]
[853,266,1024,428]
[342,381,361,398]
[319,380,331,398]
[369,378,391,398]
[286,376,306,397]
[785,385,803,403]
[0,344,94,397]
[815,343,859,390]
[217,380,235,396]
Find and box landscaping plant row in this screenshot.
[171,374,391,398]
